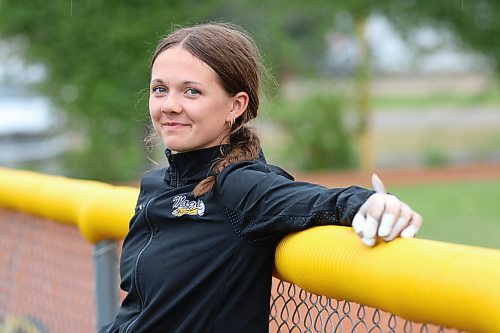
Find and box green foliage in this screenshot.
[0,1,229,181]
[266,95,356,171]
[423,146,449,167]
[195,0,343,79]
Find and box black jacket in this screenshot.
[100,146,373,333]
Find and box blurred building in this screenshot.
[0,84,69,172]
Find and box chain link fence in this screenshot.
[269,279,460,333]
[0,210,95,333]
[0,208,462,333]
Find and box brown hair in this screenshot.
[149,22,264,197]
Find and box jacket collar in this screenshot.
[163,146,228,185]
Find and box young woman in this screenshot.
[99,22,422,333]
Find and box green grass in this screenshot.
[390,180,500,249]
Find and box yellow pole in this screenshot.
[275,226,500,333]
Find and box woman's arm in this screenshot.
[217,162,421,247]
[217,162,373,244]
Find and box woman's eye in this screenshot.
[186,88,200,96]
[152,86,167,94]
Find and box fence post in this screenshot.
[94,240,120,332]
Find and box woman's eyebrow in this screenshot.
[183,80,203,86]
[150,78,164,85]
[149,79,203,86]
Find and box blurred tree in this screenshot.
[1,1,498,180]
[0,1,229,181]
[266,94,356,171]
[230,1,336,80]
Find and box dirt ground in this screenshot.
[293,162,500,188]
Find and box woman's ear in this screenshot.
[227,91,249,122]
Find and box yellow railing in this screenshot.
[0,167,499,333]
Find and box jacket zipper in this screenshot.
[170,164,180,188]
[124,197,155,333]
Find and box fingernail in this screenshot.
[401,225,417,238]
[378,213,394,237]
[362,237,376,247]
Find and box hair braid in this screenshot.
[192,125,260,197]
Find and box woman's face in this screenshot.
[149,46,236,153]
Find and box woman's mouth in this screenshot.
[162,121,190,130]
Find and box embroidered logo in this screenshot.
[172,195,205,217]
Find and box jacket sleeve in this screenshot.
[216,161,374,245]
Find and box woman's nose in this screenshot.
[161,93,182,114]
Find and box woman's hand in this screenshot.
[352,174,423,247]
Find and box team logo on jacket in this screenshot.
[172,195,205,217]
